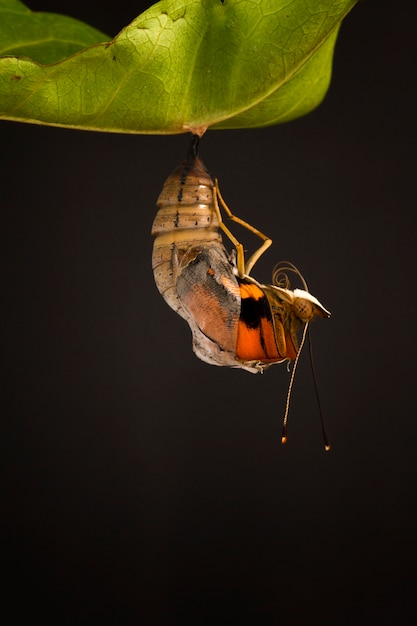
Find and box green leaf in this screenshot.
[0,0,358,134]
[0,0,110,64]
[212,27,340,129]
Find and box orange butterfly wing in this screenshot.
[236,282,290,362]
[176,246,240,353]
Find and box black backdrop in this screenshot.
[1,1,416,624]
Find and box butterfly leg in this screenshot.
[213,179,272,277]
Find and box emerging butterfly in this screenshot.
[152,136,331,447]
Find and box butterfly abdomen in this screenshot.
[152,156,224,316]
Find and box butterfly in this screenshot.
[151,136,330,447]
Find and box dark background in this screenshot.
[1,1,416,624]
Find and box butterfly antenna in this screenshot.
[308,327,331,451]
[281,322,309,445]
